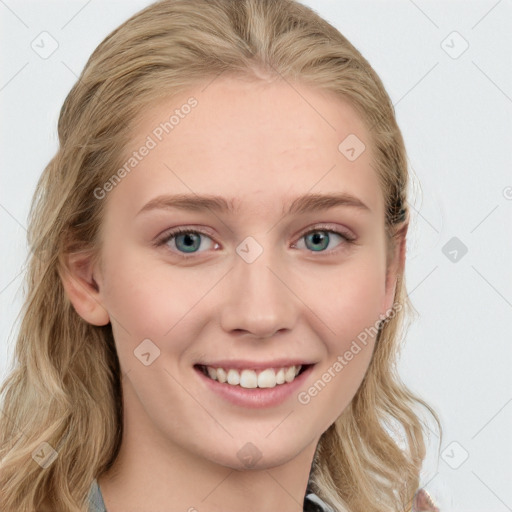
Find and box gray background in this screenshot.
[1,1,511,510]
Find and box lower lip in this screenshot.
[194,365,315,409]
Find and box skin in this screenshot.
[62,75,407,512]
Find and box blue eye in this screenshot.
[298,230,345,252]
[157,228,216,256]
[155,225,355,259]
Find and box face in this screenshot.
[79,76,401,471]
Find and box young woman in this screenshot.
[0,1,441,511]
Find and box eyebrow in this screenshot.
[136,192,371,217]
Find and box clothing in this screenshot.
[87,479,333,512]
[87,479,107,512]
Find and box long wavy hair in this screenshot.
[0,1,442,510]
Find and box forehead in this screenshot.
[110,76,384,220]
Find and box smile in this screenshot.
[196,364,309,389]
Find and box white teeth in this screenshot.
[285,366,296,383]
[202,365,303,388]
[257,368,275,388]
[240,369,257,389]
[227,369,240,385]
[216,367,227,383]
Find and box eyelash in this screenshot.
[154,224,357,260]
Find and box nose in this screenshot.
[219,243,297,339]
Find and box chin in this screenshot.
[203,441,300,471]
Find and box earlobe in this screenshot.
[59,251,110,326]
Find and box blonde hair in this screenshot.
[0,1,442,510]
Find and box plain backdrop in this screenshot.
[1,1,511,511]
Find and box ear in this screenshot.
[59,251,110,326]
[382,221,408,316]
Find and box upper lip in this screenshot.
[196,359,315,371]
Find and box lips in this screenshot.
[195,362,315,408]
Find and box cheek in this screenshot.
[298,259,385,426]
[311,256,387,345]
[100,244,218,357]
[99,246,180,339]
